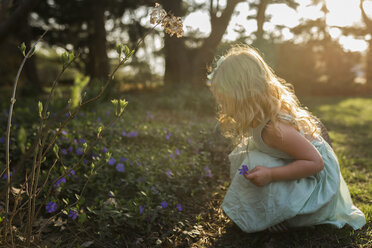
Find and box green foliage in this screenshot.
[17,126,27,154]
[70,74,90,108]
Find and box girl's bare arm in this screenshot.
[245,121,324,186]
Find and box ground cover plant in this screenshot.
[0,85,371,247]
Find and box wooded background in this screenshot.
[0,0,371,96]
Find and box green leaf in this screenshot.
[19,42,26,57]
[78,213,87,224]
[124,45,130,57]
[97,125,104,138]
[82,142,88,152]
[17,126,27,154]
[68,51,75,63]
[27,46,36,58]
[53,144,60,159]
[116,44,123,55]
[38,101,43,118]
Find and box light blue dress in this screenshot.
[221,114,366,233]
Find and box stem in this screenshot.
[4,29,47,241]
[25,49,79,246]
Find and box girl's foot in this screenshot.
[267,222,289,233]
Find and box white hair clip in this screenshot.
[207,56,225,80]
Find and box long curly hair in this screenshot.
[209,45,320,143]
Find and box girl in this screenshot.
[208,45,366,233]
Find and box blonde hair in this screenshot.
[210,45,320,142]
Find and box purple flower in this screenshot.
[127,131,138,138]
[68,210,78,220]
[76,147,83,155]
[139,205,144,215]
[120,157,128,162]
[116,163,125,172]
[169,153,174,158]
[108,157,116,166]
[83,159,88,164]
[46,202,57,213]
[166,169,173,177]
[67,146,73,153]
[204,166,213,178]
[97,117,102,123]
[0,137,5,144]
[61,130,67,136]
[53,177,66,188]
[175,149,181,156]
[61,149,67,155]
[151,186,159,194]
[67,169,76,177]
[2,171,12,180]
[136,162,142,167]
[160,201,168,208]
[102,147,108,153]
[105,110,110,116]
[176,203,183,211]
[238,165,249,175]
[79,138,86,144]
[73,139,78,144]
[166,133,172,140]
[121,131,127,137]
[187,138,191,144]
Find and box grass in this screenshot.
[0,87,371,247]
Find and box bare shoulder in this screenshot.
[261,120,298,148]
[261,120,322,162]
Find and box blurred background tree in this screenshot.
[0,0,370,96]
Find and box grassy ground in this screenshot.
[1,87,371,247]
[132,92,372,248]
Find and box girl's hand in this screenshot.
[244,166,272,187]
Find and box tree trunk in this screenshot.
[190,0,243,85]
[256,0,269,42]
[86,0,109,81]
[367,38,372,85]
[0,0,41,43]
[162,0,243,86]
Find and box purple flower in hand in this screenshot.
[68,210,78,220]
[46,202,57,213]
[238,165,249,175]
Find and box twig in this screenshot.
[4,29,47,243]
